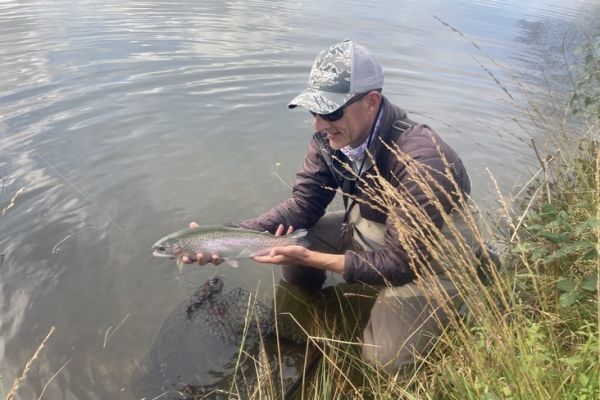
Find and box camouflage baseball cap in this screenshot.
[288,40,384,114]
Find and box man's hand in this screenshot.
[253,245,312,266]
[180,222,222,266]
[253,223,345,274]
[274,223,294,236]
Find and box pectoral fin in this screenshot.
[231,245,258,259]
[223,258,240,268]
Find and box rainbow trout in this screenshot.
[152,225,309,268]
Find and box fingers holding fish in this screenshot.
[274,224,294,236]
[179,222,221,266]
[181,253,222,266]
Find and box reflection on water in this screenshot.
[0,0,598,398]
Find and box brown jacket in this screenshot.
[240,96,471,285]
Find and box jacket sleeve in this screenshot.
[342,126,470,286]
[239,135,338,233]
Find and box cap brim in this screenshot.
[288,89,354,114]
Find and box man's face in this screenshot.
[313,92,380,150]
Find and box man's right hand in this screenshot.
[180,222,222,266]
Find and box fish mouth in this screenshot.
[152,250,173,258]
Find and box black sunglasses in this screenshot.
[310,92,370,122]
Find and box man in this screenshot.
[185,40,472,373]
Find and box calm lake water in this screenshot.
[1,0,598,398]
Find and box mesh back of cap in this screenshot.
[350,42,384,93]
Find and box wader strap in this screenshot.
[315,134,354,219]
[340,119,413,241]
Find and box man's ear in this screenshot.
[366,90,382,113]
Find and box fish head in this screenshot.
[151,237,184,258]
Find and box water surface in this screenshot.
[0,0,598,398]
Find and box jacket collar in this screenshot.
[355,96,410,173]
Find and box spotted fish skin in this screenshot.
[152,225,309,267]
